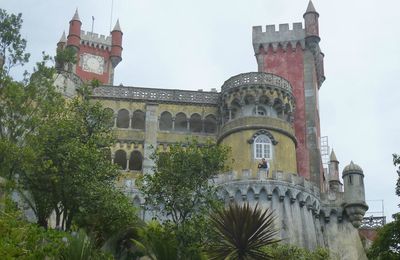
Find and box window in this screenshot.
[254,135,272,159]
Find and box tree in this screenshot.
[0,9,30,74]
[139,139,231,257]
[367,154,400,259]
[206,203,280,260]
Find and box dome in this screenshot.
[342,161,363,175]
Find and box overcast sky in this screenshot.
[2,0,399,221]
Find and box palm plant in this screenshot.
[206,203,280,260]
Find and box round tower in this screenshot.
[218,72,297,178]
[67,9,81,52]
[303,0,319,40]
[342,161,368,228]
[110,19,123,68]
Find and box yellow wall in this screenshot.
[220,129,297,177]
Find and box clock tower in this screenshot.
[57,9,123,85]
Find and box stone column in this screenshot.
[172,118,175,130]
[186,119,190,131]
[143,103,158,175]
[113,116,117,128]
[126,159,130,171]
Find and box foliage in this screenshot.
[140,138,230,224]
[263,244,331,260]
[0,198,68,259]
[139,138,230,257]
[367,154,400,259]
[206,203,280,260]
[0,9,30,74]
[367,213,400,259]
[60,229,112,260]
[394,154,400,198]
[55,47,76,71]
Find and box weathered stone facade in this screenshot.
[57,1,369,258]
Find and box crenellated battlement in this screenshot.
[252,22,306,53]
[80,30,112,48]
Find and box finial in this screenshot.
[330,149,338,162]
[113,19,122,32]
[58,31,67,43]
[72,8,80,21]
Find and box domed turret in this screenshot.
[342,161,368,228]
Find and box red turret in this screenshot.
[110,19,123,68]
[67,9,82,50]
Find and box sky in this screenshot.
[2,0,399,221]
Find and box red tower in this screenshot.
[252,0,325,186]
[58,9,123,85]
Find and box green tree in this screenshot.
[367,154,400,259]
[139,139,231,257]
[206,203,280,260]
[0,9,30,74]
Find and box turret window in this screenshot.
[254,135,272,160]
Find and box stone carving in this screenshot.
[92,86,220,105]
[221,72,292,93]
[247,129,279,145]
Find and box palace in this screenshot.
[55,2,370,258]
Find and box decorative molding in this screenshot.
[92,86,220,105]
[247,129,279,145]
[221,72,292,94]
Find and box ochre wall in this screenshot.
[220,129,297,178]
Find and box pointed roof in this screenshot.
[112,19,122,32]
[306,0,316,13]
[330,149,338,162]
[71,8,80,21]
[343,161,364,175]
[58,31,67,43]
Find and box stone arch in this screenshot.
[285,189,295,203]
[175,112,187,131]
[159,111,173,130]
[230,99,241,119]
[114,149,127,170]
[104,108,115,127]
[247,188,255,202]
[247,129,278,145]
[204,114,217,133]
[273,98,284,117]
[129,150,143,171]
[259,95,269,105]
[296,192,305,207]
[244,94,255,105]
[133,196,141,207]
[272,186,284,200]
[259,187,268,202]
[132,110,145,130]
[189,113,202,133]
[116,109,129,128]
[253,105,267,116]
[234,189,242,202]
[305,196,312,210]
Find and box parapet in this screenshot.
[80,30,112,49]
[252,22,306,53]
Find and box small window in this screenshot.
[349,175,353,185]
[254,135,272,160]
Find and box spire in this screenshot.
[306,0,317,13]
[71,8,80,21]
[112,19,122,32]
[330,149,338,162]
[58,31,67,43]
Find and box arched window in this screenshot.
[114,150,127,170]
[104,108,115,127]
[129,151,143,171]
[253,106,267,116]
[204,114,217,133]
[189,113,202,133]
[117,109,129,128]
[132,110,145,130]
[159,111,173,130]
[254,135,272,160]
[175,112,187,131]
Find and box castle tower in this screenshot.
[342,161,368,228]
[252,0,325,186]
[328,150,341,192]
[218,72,297,178]
[59,10,123,85]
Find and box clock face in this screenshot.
[82,53,104,75]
